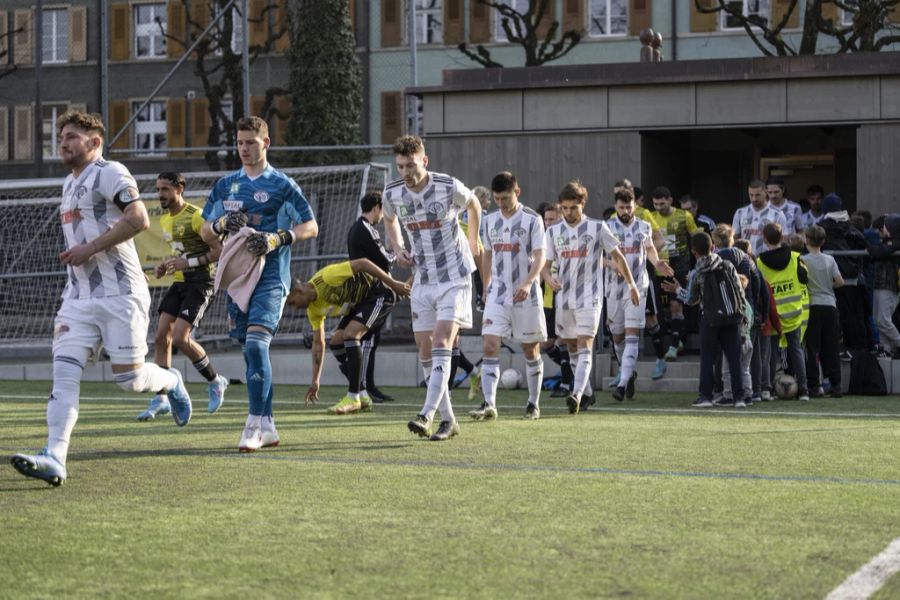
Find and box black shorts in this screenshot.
[158,280,215,328]
[645,262,662,317]
[337,284,397,333]
[544,305,556,338]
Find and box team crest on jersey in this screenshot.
[253,191,269,203]
[230,183,241,194]
[73,185,88,200]
[512,226,527,238]
[426,202,446,218]
[579,234,594,248]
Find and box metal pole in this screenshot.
[242,0,250,118]
[100,0,109,130]
[34,0,44,175]
[408,0,418,135]
[108,0,239,148]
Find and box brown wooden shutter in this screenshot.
[381,91,402,145]
[167,98,186,155]
[189,0,209,33]
[469,0,491,42]
[191,98,209,154]
[275,0,290,53]
[167,0,186,57]
[820,2,839,23]
[381,0,401,47]
[14,105,33,160]
[273,95,290,145]
[249,0,267,48]
[534,0,553,40]
[444,0,464,44]
[250,95,266,119]
[690,0,718,32]
[0,11,7,65]
[0,106,8,161]
[13,10,33,65]
[629,0,651,35]
[110,3,130,60]
[771,0,798,28]
[563,0,585,33]
[109,100,130,150]
[68,5,87,62]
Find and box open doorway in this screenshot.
[760,155,834,209]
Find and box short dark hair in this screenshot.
[690,231,712,256]
[765,176,785,189]
[633,186,643,199]
[57,110,105,138]
[614,188,634,204]
[236,116,268,138]
[805,225,826,248]
[602,206,616,220]
[360,191,382,213]
[807,184,825,197]
[491,171,517,194]
[536,202,558,218]
[734,238,752,255]
[748,179,766,190]
[853,210,872,230]
[392,135,424,156]
[558,180,588,203]
[157,172,186,188]
[763,222,783,246]
[679,194,696,208]
[614,178,632,190]
[873,214,887,231]
[651,186,672,200]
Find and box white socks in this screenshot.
[46,356,83,464]
[525,358,544,407]
[573,349,593,400]
[481,358,501,409]
[619,335,640,385]
[113,363,177,393]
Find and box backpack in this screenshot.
[701,262,744,327]
[848,351,887,396]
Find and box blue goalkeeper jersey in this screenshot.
[203,164,315,292]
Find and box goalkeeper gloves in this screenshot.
[246,229,295,257]
[211,210,249,235]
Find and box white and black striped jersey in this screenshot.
[545,217,620,310]
[770,199,804,235]
[605,216,652,301]
[799,210,825,231]
[382,171,476,285]
[480,205,545,307]
[59,159,148,300]
[732,203,788,257]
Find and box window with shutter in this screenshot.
[167,98,186,155]
[689,0,718,32]
[134,3,167,58]
[42,8,70,63]
[770,0,798,28]
[14,105,33,161]
[69,5,87,62]
[721,0,767,31]
[469,0,491,42]
[14,10,33,65]
[0,106,8,161]
[110,3,130,60]
[589,0,628,37]
[42,103,69,159]
[381,0,402,47]
[275,0,290,52]
[563,0,585,33]
[628,0,651,36]
[133,100,167,154]
[167,0,186,57]
[381,91,402,145]
[191,98,210,154]
[249,0,267,48]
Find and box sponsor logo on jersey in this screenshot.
[253,191,270,203]
[224,200,243,212]
[493,243,520,253]
[61,208,83,224]
[407,219,442,231]
[483,318,493,326]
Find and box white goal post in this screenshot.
[0,163,392,347]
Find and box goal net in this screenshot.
[0,163,392,347]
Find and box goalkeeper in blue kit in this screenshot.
[201,117,318,452]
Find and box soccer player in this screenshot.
[679,195,716,234]
[468,171,546,421]
[732,179,787,257]
[137,172,229,421]
[605,189,673,401]
[651,186,698,361]
[799,184,826,230]
[766,176,803,235]
[382,135,482,442]
[287,259,411,413]
[542,180,640,415]
[537,202,574,398]
[347,192,396,403]
[200,116,317,452]
[10,111,192,486]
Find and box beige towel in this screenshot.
[214,227,265,313]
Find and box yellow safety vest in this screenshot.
[756,251,809,344]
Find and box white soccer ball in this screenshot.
[774,373,798,400]
[499,368,521,390]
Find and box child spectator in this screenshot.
[866,215,900,357]
[803,225,844,397]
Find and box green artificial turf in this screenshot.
[1,380,898,599]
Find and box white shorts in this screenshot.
[556,306,603,339]
[410,278,473,333]
[482,301,547,343]
[53,294,150,364]
[606,294,648,335]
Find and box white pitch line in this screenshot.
[825,537,900,600]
